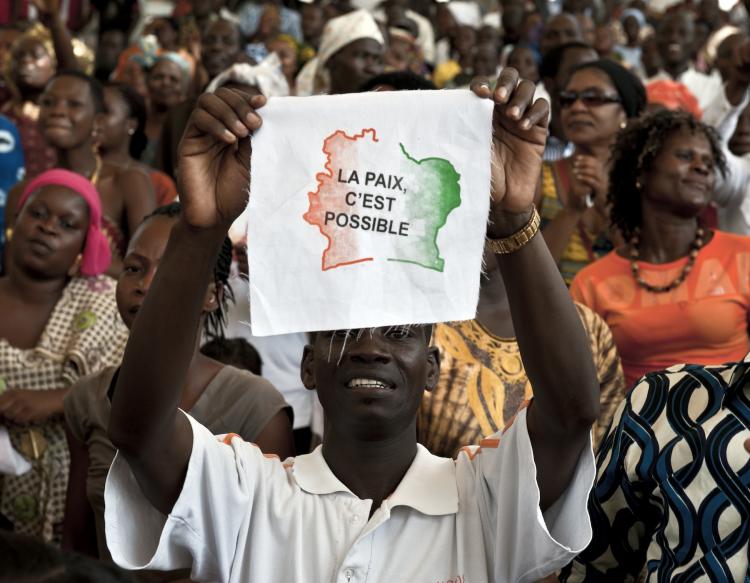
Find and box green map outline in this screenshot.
[386,142,461,272]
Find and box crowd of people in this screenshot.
[2,0,750,580]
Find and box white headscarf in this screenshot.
[446,1,481,29]
[310,9,384,95]
[206,53,290,97]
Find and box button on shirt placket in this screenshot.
[338,498,394,583]
[336,498,370,583]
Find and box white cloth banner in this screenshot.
[248,89,493,335]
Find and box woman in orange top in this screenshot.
[571,110,750,388]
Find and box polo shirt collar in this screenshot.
[386,444,458,516]
[292,446,351,496]
[292,444,458,516]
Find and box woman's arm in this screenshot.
[31,0,79,71]
[62,426,99,557]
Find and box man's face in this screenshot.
[96,29,126,72]
[715,34,743,83]
[302,5,326,44]
[327,38,383,95]
[657,14,695,68]
[540,13,582,55]
[202,19,242,80]
[302,326,439,441]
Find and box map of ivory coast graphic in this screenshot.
[304,128,461,272]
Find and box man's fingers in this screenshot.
[219,88,266,130]
[190,109,238,144]
[503,79,537,122]
[745,437,750,453]
[195,90,264,143]
[494,68,519,104]
[469,77,492,98]
[197,92,250,140]
[518,97,549,130]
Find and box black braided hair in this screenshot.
[608,109,727,242]
[141,202,235,339]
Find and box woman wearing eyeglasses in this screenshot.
[570,110,750,389]
[537,59,646,285]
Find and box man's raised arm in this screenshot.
[107,90,266,515]
[472,70,600,511]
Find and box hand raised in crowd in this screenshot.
[0,389,65,424]
[177,89,266,230]
[470,68,549,235]
[29,0,60,26]
[570,154,609,213]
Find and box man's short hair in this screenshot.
[358,71,437,92]
[539,41,592,80]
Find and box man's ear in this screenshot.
[424,346,441,393]
[301,345,316,391]
[202,282,220,313]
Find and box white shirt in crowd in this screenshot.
[104,409,595,583]
[225,274,312,429]
[702,87,750,235]
[647,68,724,112]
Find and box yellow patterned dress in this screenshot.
[540,160,613,286]
[418,303,625,458]
[0,275,128,544]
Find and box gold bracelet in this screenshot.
[486,207,541,255]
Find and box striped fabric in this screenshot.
[561,354,750,582]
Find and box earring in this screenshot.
[128,128,135,136]
[635,180,642,190]
[620,121,627,129]
[68,253,83,277]
[4,227,12,242]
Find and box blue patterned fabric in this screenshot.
[0,114,25,273]
[561,354,750,582]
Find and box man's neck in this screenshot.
[322,423,419,515]
[663,61,690,80]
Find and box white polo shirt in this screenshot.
[104,408,595,583]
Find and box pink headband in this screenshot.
[18,169,112,276]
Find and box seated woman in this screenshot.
[4,71,156,276]
[141,54,191,168]
[0,169,128,544]
[100,82,178,207]
[571,110,750,388]
[62,202,294,565]
[538,59,646,285]
[419,243,626,458]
